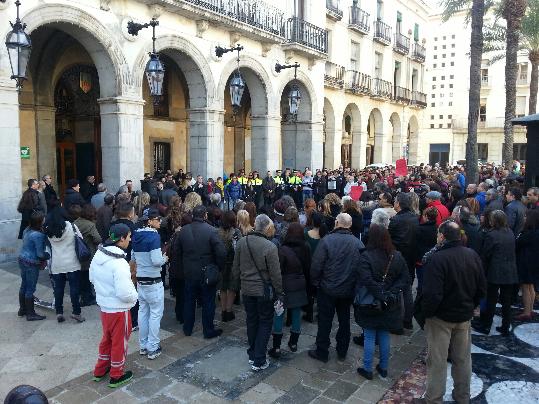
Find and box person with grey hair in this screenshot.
[484,188,504,220]
[232,214,283,371]
[209,192,222,207]
[309,212,364,363]
[371,208,390,229]
[91,183,108,209]
[526,186,539,209]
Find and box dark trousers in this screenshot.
[131,301,139,328]
[482,283,513,330]
[315,289,352,359]
[51,271,81,315]
[243,295,274,367]
[171,277,185,322]
[183,279,216,337]
[79,270,94,301]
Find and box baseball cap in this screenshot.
[141,207,160,221]
[104,223,131,246]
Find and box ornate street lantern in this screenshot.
[216,44,244,114]
[5,0,32,91]
[275,62,301,120]
[127,18,165,105]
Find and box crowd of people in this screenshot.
[15,162,539,401]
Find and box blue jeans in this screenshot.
[243,295,274,367]
[138,282,164,352]
[273,307,301,334]
[363,329,390,372]
[183,279,217,337]
[302,189,313,204]
[19,262,40,298]
[51,272,81,315]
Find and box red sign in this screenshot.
[396,158,408,177]
[350,186,363,201]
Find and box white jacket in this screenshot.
[89,245,138,313]
[48,221,81,274]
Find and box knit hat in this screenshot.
[103,223,131,246]
[426,191,442,200]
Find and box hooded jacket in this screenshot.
[132,227,166,278]
[89,245,138,313]
[48,221,81,274]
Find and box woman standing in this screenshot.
[355,224,409,380]
[237,210,253,236]
[218,211,242,322]
[18,211,49,320]
[515,209,539,321]
[44,208,85,323]
[342,196,363,239]
[472,210,519,335]
[73,204,102,306]
[303,212,325,323]
[268,223,309,358]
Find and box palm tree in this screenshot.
[441,0,488,184]
[502,0,528,167]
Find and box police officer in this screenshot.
[274,170,284,200]
[252,171,263,207]
[290,170,303,208]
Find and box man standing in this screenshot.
[475,183,488,214]
[91,183,108,209]
[42,174,59,212]
[63,179,87,212]
[262,171,276,208]
[132,208,168,359]
[527,187,539,209]
[96,194,115,241]
[176,205,226,338]
[309,213,364,363]
[420,221,486,403]
[194,176,209,205]
[483,188,504,219]
[423,191,450,227]
[232,214,283,371]
[162,181,178,207]
[273,170,284,201]
[505,188,526,236]
[80,175,98,202]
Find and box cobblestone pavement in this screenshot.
[0,263,425,403]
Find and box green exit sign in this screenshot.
[20,147,30,159]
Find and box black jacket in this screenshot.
[516,229,539,284]
[355,250,409,331]
[80,181,97,202]
[422,242,486,323]
[415,221,437,263]
[63,188,87,212]
[461,221,483,255]
[481,228,519,285]
[346,210,364,239]
[313,176,327,198]
[311,228,364,298]
[175,218,226,281]
[44,184,59,211]
[388,209,419,270]
[484,196,503,218]
[279,240,310,308]
[505,200,527,237]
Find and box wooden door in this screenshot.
[56,142,77,198]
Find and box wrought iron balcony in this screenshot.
[153,0,285,39]
[345,70,372,94]
[348,6,370,35]
[284,17,328,55]
[324,62,345,89]
[394,86,411,103]
[373,20,391,45]
[371,78,392,99]
[411,42,426,63]
[393,32,410,55]
[326,0,343,21]
[410,90,427,108]
[481,76,489,87]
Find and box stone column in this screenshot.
[250,114,281,173]
[310,120,324,170]
[188,108,224,180]
[373,130,386,164]
[351,130,366,169]
[323,121,342,170]
[35,105,57,182]
[98,96,145,192]
[0,79,23,262]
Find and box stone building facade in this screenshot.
[0,0,430,261]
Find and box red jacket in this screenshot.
[425,200,450,227]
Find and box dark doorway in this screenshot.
[429,143,450,166]
[153,142,171,173]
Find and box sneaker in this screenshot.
[139,348,148,356]
[92,367,110,382]
[251,359,270,371]
[71,314,86,323]
[147,347,162,360]
[248,360,254,365]
[57,314,65,323]
[376,364,388,378]
[357,367,373,380]
[132,325,139,332]
[108,371,133,388]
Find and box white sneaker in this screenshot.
[248,360,254,365]
[139,348,148,356]
[251,359,270,371]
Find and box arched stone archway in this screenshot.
[390,112,402,163]
[323,97,337,169]
[407,115,420,164]
[367,108,384,164]
[342,103,362,169]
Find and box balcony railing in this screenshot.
[410,90,427,108]
[326,0,343,21]
[373,20,392,45]
[517,76,528,85]
[394,86,411,103]
[325,62,345,89]
[452,117,505,129]
[348,6,370,34]
[182,0,285,36]
[481,76,489,87]
[284,17,328,54]
[411,42,426,62]
[345,70,372,94]
[394,32,410,55]
[371,78,393,99]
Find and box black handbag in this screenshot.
[246,236,275,301]
[354,254,394,312]
[72,223,91,263]
[188,225,220,287]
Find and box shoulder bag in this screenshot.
[354,253,394,312]
[189,224,220,287]
[72,223,91,263]
[246,236,275,301]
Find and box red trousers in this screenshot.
[94,311,132,379]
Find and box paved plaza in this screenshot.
[1,263,538,403]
